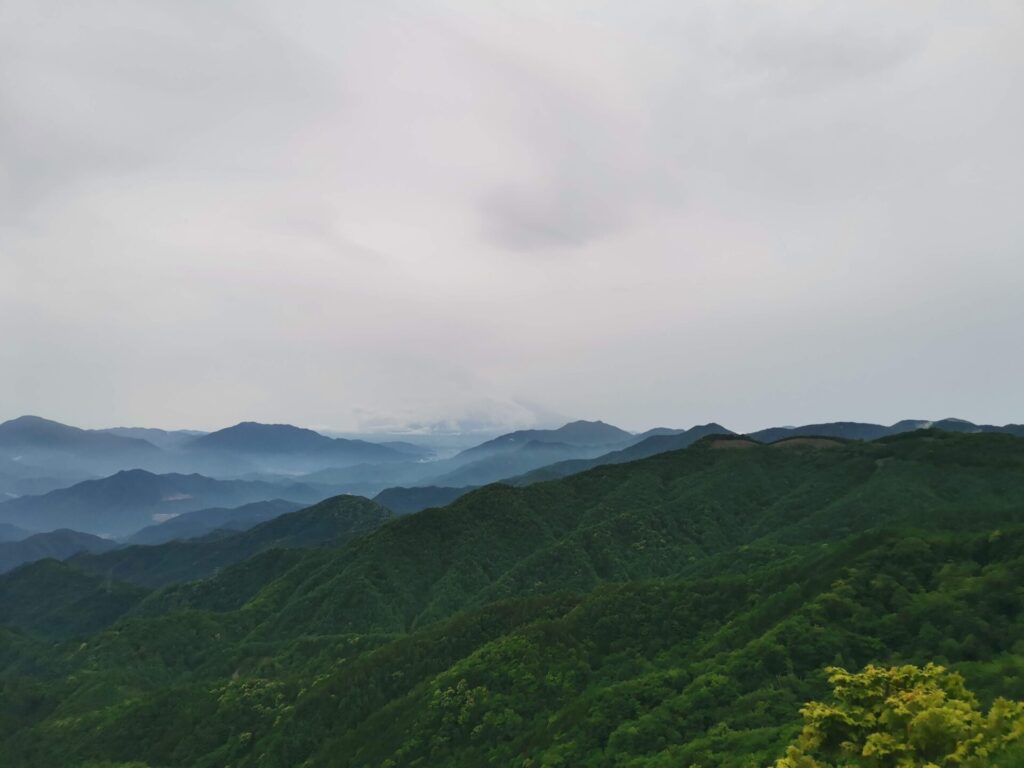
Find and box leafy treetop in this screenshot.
[776,663,1024,767]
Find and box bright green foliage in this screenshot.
[777,664,1024,767]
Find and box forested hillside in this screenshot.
[1,430,1023,766]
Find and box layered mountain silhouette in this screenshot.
[747,417,1024,443]
[453,419,633,460]
[98,426,206,449]
[125,498,304,545]
[0,415,159,456]
[184,422,406,472]
[0,415,161,478]
[5,414,1024,538]
[0,417,417,488]
[501,422,734,484]
[0,469,327,537]
[67,495,391,589]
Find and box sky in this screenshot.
[2,0,1023,435]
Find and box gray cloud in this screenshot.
[2,0,1023,433]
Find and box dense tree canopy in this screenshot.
[1,431,1023,766]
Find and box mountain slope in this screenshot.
[0,415,164,478]
[426,440,612,487]
[373,485,474,515]
[0,529,118,574]
[67,494,391,588]
[125,499,304,545]
[196,430,1024,641]
[0,558,148,639]
[0,415,159,456]
[503,422,734,485]
[289,421,640,497]
[186,422,405,469]
[2,431,1024,767]
[453,419,632,462]
[0,469,327,537]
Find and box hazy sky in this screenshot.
[2,1,1022,434]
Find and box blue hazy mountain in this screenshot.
[0,469,327,537]
[0,415,162,477]
[184,422,407,472]
[452,419,633,462]
[98,426,207,450]
[0,522,32,542]
[125,498,304,545]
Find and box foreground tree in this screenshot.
[776,663,1024,767]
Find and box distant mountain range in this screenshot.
[124,498,304,545]
[3,414,1024,534]
[0,415,159,458]
[501,422,734,485]
[454,420,633,460]
[0,415,162,481]
[186,422,407,470]
[0,469,328,537]
[366,418,1024,502]
[747,418,1024,444]
[0,417,413,487]
[98,426,206,449]
[298,420,654,494]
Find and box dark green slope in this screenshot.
[228,431,1024,640]
[67,494,391,589]
[6,527,1023,767]
[0,559,148,639]
[3,431,1024,767]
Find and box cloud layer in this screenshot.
[3,0,1023,433]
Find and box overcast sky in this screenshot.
[2,1,1022,434]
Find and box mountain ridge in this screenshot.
[0,469,327,537]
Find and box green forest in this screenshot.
[2,430,1024,766]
